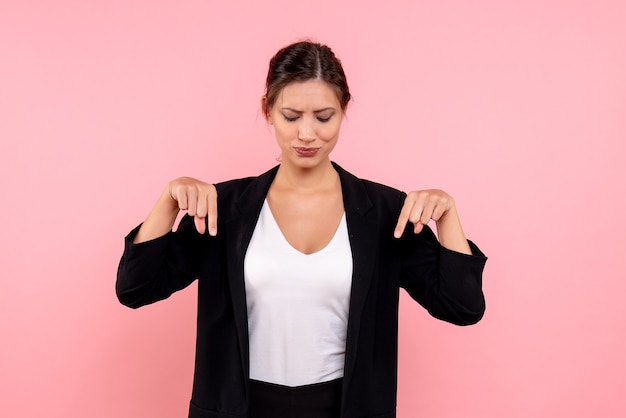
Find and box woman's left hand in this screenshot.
[394,189,455,238]
[394,189,471,254]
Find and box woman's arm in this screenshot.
[116,177,219,308]
[394,189,485,325]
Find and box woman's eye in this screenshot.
[283,115,299,122]
[281,114,333,122]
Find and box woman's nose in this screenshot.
[298,120,316,142]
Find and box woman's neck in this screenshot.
[273,159,338,192]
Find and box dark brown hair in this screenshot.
[263,41,351,115]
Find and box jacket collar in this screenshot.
[232,161,374,216]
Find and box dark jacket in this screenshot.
[116,162,487,418]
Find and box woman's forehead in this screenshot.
[276,80,341,109]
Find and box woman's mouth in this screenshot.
[294,147,319,157]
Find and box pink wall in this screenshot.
[2,1,625,417]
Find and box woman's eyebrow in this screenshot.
[280,107,336,114]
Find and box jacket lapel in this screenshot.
[223,165,279,379]
[332,163,379,382]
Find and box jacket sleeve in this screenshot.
[116,214,213,309]
[399,224,487,326]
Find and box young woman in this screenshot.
[117,40,487,418]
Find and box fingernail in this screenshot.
[209,227,217,236]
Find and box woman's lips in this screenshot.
[294,147,319,157]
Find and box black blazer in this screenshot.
[117,162,487,418]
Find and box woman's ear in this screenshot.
[261,96,273,124]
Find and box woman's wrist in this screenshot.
[133,188,181,243]
[435,206,472,255]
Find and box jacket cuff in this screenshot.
[123,224,173,260]
[439,239,488,282]
[440,239,487,259]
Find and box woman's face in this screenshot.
[265,79,344,170]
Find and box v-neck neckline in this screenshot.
[262,199,346,256]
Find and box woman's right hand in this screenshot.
[133,177,217,244]
[167,177,218,235]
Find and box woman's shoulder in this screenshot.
[213,165,279,208]
[333,162,401,191]
[332,162,406,213]
[334,162,403,193]
[360,178,407,214]
[359,177,404,197]
[215,175,257,191]
[215,166,278,190]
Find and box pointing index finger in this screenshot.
[207,185,218,236]
[394,195,414,238]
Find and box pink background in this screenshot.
[1,1,625,417]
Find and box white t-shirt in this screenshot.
[244,200,353,387]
